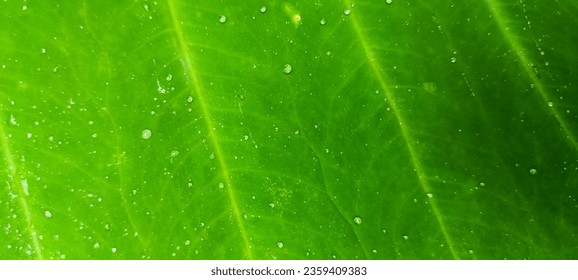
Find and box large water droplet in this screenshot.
[529,168,537,175]
[353,216,362,225]
[260,6,267,13]
[344,9,351,15]
[141,129,152,140]
[44,210,53,218]
[219,15,227,23]
[283,64,293,74]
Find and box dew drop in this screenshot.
[547,102,553,107]
[111,247,117,253]
[170,150,180,157]
[468,249,474,254]
[283,64,292,74]
[141,129,152,140]
[187,96,194,103]
[353,216,362,225]
[166,74,173,81]
[44,210,53,218]
[260,6,267,13]
[402,235,409,240]
[41,48,46,54]
[529,168,537,175]
[344,8,351,15]
[93,242,100,249]
[219,15,227,23]
[479,182,485,187]
[386,0,393,4]
[22,5,28,11]
[277,242,284,249]
[426,193,434,198]
[218,182,224,189]
[372,249,377,254]
[450,57,457,63]
[320,18,327,25]
[209,153,215,160]
[185,240,191,246]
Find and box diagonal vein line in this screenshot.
[0,112,44,259]
[166,0,252,259]
[485,0,578,151]
[345,1,459,259]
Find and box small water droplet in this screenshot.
[111,247,117,253]
[547,101,553,107]
[170,150,180,157]
[294,129,300,135]
[187,96,194,103]
[185,240,191,246]
[41,48,46,54]
[218,182,224,189]
[93,242,100,249]
[372,249,377,254]
[219,15,227,23]
[402,235,409,240]
[22,5,28,11]
[277,242,284,249]
[479,182,485,187]
[141,129,152,140]
[243,135,249,141]
[529,168,537,175]
[386,0,393,4]
[166,74,173,81]
[260,6,267,13]
[269,203,275,208]
[468,249,474,254]
[209,153,215,160]
[320,18,327,25]
[344,9,351,15]
[353,216,362,225]
[450,57,457,63]
[44,210,53,218]
[283,64,292,74]
[427,193,434,198]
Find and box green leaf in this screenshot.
[1,0,577,260]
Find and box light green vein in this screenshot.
[485,0,578,150]
[166,0,252,259]
[345,1,459,259]
[0,112,43,259]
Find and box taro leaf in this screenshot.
[1,0,577,260]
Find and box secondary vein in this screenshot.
[166,0,252,259]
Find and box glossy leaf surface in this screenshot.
[1,0,577,259]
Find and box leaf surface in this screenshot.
[1,0,577,259]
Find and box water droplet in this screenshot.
[353,216,362,225]
[320,18,327,25]
[344,9,351,15]
[277,242,284,249]
[283,64,292,74]
[269,203,275,208]
[166,74,173,81]
[209,153,215,160]
[386,0,393,4]
[260,6,267,13]
[426,193,434,198]
[141,129,152,140]
[22,5,28,11]
[547,101,553,107]
[372,249,378,254]
[243,135,249,141]
[187,96,194,103]
[450,57,457,63]
[219,15,227,23]
[185,240,191,246]
[479,182,485,187]
[111,247,117,253]
[218,182,224,189]
[529,168,537,175]
[21,178,29,196]
[294,129,300,135]
[468,249,474,254]
[41,48,46,54]
[170,150,180,157]
[44,210,53,218]
[93,242,100,249]
[402,235,409,240]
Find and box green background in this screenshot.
[1,0,577,259]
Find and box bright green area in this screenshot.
[1,0,577,259]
